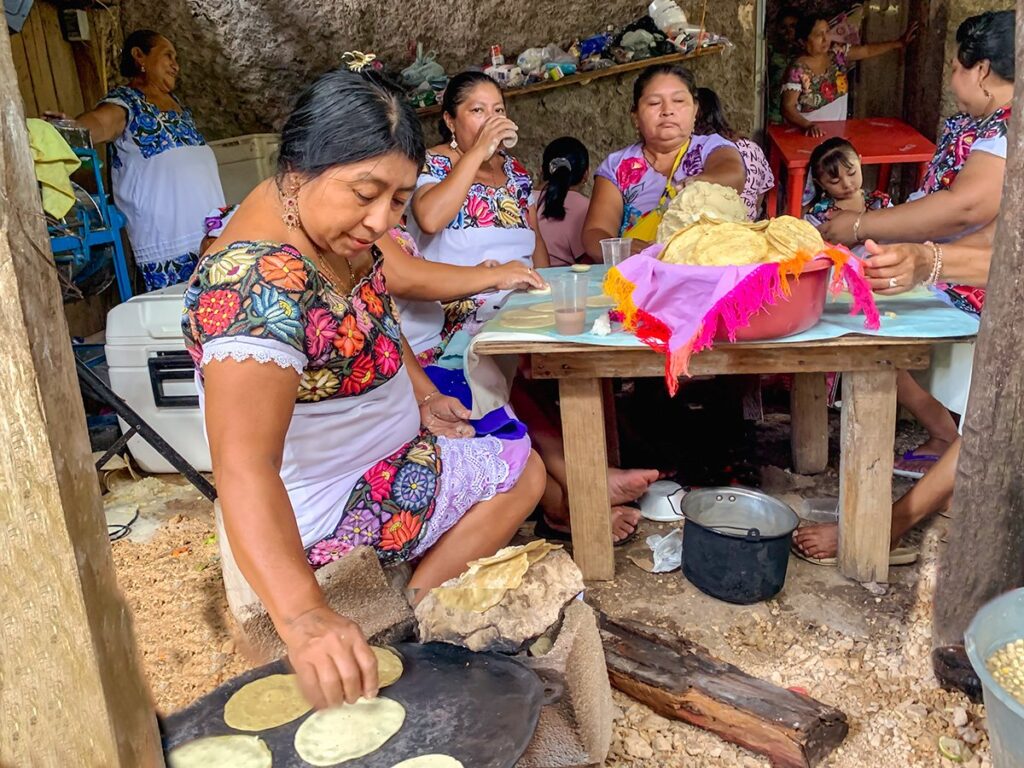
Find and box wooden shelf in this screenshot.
[414,44,727,117]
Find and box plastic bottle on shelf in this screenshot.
[648,0,688,39]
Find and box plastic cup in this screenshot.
[600,237,632,267]
[551,273,589,336]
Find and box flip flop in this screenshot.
[893,450,940,480]
[533,510,639,547]
[790,544,919,567]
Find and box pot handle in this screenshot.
[707,524,764,542]
[745,527,762,543]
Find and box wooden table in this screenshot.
[474,335,949,585]
[765,118,936,218]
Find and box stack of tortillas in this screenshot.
[656,181,749,243]
[432,540,562,613]
[660,215,824,267]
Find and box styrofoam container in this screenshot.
[104,284,210,473]
[209,133,280,206]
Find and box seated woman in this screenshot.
[693,86,775,220]
[407,71,657,543]
[793,227,994,564]
[781,15,918,136]
[819,10,1013,477]
[582,64,746,257]
[183,69,545,709]
[533,136,593,267]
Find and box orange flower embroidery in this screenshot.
[379,510,423,551]
[333,315,365,357]
[196,289,241,335]
[361,284,385,317]
[258,252,308,291]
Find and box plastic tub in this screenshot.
[966,587,1024,768]
[716,257,831,342]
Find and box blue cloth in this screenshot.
[424,365,527,440]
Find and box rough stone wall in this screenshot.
[939,0,1015,120]
[121,0,757,178]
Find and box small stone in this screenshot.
[906,703,929,719]
[961,726,981,745]
[685,743,701,756]
[952,707,969,727]
[220,638,235,654]
[641,712,671,731]
[823,658,845,674]
[623,734,654,759]
[710,746,723,758]
[652,734,672,752]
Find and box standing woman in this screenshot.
[782,16,918,136]
[407,71,548,340]
[70,30,224,290]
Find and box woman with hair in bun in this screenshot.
[184,67,545,708]
[533,136,592,266]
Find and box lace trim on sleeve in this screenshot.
[200,337,305,375]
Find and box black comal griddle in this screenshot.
[161,642,546,767]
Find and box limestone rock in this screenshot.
[415,549,584,653]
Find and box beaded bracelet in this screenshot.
[924,241,944,285]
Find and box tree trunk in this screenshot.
[0,29,163,767]
[932,4,1024,650]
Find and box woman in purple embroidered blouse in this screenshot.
[582,63,746,257]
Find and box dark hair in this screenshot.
[795,15,829,46]
[809,137,859,204]
[439,71,503,142]
[278,68,425,179]
[631,64,697,110]
[957,10,1016,82]
[693,87,738,141]
[540,137,589,220]
[778,6,800,22]
[120,30,163,78]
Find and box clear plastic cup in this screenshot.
[551,273,590,335]
[600,237,632,267]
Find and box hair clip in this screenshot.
[343,51,377,72]
[548,157,572,174]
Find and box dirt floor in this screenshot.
[105,388,992,767]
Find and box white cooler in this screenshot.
[209,133,280,207]
[105,284,211,473]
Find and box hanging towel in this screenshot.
[26,118,81,219]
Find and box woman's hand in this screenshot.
[488,261,547,291]
[862,239,931,294]
[281,605,379,709]
[804,123,825,138]
[900,21,920,48]
[43,111,71,122]
[818,210,860,245]
[469,115,519,161]
[420,393,475,438]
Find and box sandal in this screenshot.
[893,450,940,480]
[790,544,919,567]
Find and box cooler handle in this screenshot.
[148,352,199,408]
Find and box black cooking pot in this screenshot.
[679,487,799,605]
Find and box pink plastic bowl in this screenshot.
[715,258,831,342]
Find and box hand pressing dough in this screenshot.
[373,646,404,688]
[294,696,405,766]
[391,756,465,767]
[497,308,554,329]
[167,735,272,768]
[223,674,311,731]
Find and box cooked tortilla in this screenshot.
[373,646,403,688]
[497,308,555,329]
[390,756,465,767]
[167,735,272,768]
[223,674,311,732]
[294,696,405,766]
[657,181,748,242]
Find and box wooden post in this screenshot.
[560,377,614,580]
[0,29,163,768]
[790,373,828,474]
[837,369,898,583]
[933,4,1024,651]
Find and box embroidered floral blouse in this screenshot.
[782,46,850,116]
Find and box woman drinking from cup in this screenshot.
[582,64,745,258]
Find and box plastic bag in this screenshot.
[646,529,684,573]
[516,47,547,75]
[402,43,446,88]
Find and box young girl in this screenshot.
[533,136,591,266]
[805,138,891,230]
[694,87,775,220]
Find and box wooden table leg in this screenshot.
[786,167,806,218]
[559,377,614,580]
[790,373,828,474]
[838,369,898,583]
[601,379,621,467]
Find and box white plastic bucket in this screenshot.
[966,587,1024,768]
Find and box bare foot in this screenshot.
[792,523,838,560]
[611,505,641,543]
[541,505,640,544]
[608,468,659,506]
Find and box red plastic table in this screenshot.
[765,118,937,218]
